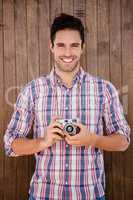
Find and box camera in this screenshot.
[57,118,80,136]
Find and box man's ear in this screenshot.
[49,41,54,53]
[81,43,85,55]
[82,43,85,53]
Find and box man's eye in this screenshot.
[71,44,80,47]
[57,44,64,47]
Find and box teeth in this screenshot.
[62,58,73,63]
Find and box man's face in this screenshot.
[50,29,84,73]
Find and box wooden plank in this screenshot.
[86,0,98,75]
[97,1,112,200]
[27,0,39,81]
[121,0,133,199]
[15,0,28,86]
[14,1,29,199]
[50,0,62,22]
[104,152,113,200]
[26,0,39,196]
[121,0,133,135]
[109,1,124,200]
[0,0,4,199]
[3,0,16,199]
[109,0,121,89]
[73,0,86,70]
[38,0,51,75]
[124,150,133,199]
[50,0,62,68]
[62,0,74,15]
[97,0,110,80]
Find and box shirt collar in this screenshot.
[48,67,86,88]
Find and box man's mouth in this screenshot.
[60,57,74,63]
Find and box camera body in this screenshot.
[57,118,80,136]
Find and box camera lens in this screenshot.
[65,125,74,133]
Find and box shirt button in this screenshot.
[66,106,69,110]
[65,181,68,185]
[66,91,70,96]
[66,144,69,148]
[66,163,69,168]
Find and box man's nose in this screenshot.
[64,47,72,56]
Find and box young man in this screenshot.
[4,13,130,200]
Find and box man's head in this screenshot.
[50,13,85,74]
[50,13,85,48]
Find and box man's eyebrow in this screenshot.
[71,43,80,46]
[55,42,81,46]
[56,42,65,46]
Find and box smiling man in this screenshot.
[4,13,130,200]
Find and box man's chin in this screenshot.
[59,67,77,73]
[56,62,79,73]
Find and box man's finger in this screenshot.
[52,122,63,130]
[64,133,79,140]
[50,116,62,124]
[73,122,83,128]
[52,128,65,138]
[65,137,80,145]
[53,133,65,140]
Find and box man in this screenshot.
[4,13,130,200]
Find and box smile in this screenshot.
[60,58,74,63]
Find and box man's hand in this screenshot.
[64,122,96,147]
[44,116,65,148]
[64,122,129,151]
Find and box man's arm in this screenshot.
[11,117,65,156]
[4,85,35,157]
[3,80,64,157]
[65,123,129,151]
[11,138,47,156]
[93,133,129,151]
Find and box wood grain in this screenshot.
[14,0,29,199]
[38,0,51,75]
[3,0,16,199]
[74,0,86,70]
[121,0,133,199]
[109,1,124,200]
[62,0,74,15]
[86,0,98,75]
[0,0,4,199]
[97,0,110,80]
[27,0,39,81]
[0,1,133,200]
[50,0,62,68]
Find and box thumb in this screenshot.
[50,115,62,123]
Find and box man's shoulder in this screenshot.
[84,71,116,92]
[20,74,50,99]
[24,74,49,89]
[84,71,107,85]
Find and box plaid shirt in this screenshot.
[4,68,130,200]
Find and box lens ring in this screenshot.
[64,123,76,135]
[66,125,74,133]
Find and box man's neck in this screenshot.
[54,66,80,88]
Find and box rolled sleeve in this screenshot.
[4,84,35,156]
[103,81,130,143]
[4,131,24,157]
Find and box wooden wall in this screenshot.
[0,0,133,199]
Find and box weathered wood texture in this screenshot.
[0,0,133,199]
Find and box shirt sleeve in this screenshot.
[103,81,130,143]
[3,83,35,156]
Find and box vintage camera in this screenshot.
[57,118,80,136]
